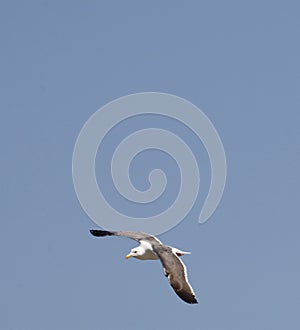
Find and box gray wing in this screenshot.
[153,245,198,304]
[90,229,161,245]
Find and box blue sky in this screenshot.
[1,1,299,329]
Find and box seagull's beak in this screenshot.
[125,253,132,259]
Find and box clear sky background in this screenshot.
[1,1,299,330]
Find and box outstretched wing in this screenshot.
[153,245,198,304]
[90,229,161,245]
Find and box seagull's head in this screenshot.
[125,246,145,260]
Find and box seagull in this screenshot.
[90,229,198,304]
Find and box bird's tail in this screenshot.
[171,247,191,257]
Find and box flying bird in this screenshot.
[90,229,198,304]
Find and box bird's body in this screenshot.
[90,229,198,304]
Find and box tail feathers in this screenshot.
[172,247,191,257]
[90,229,114,237]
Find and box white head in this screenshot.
[125,246,145,259]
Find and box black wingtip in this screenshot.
[191,298,198,304]
[183,296,198,304]
[186,297,198,304]
[176,291,198,304]
[90,229,114,237]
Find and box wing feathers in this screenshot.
[90,229,161,244]
[153,245,198,304]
